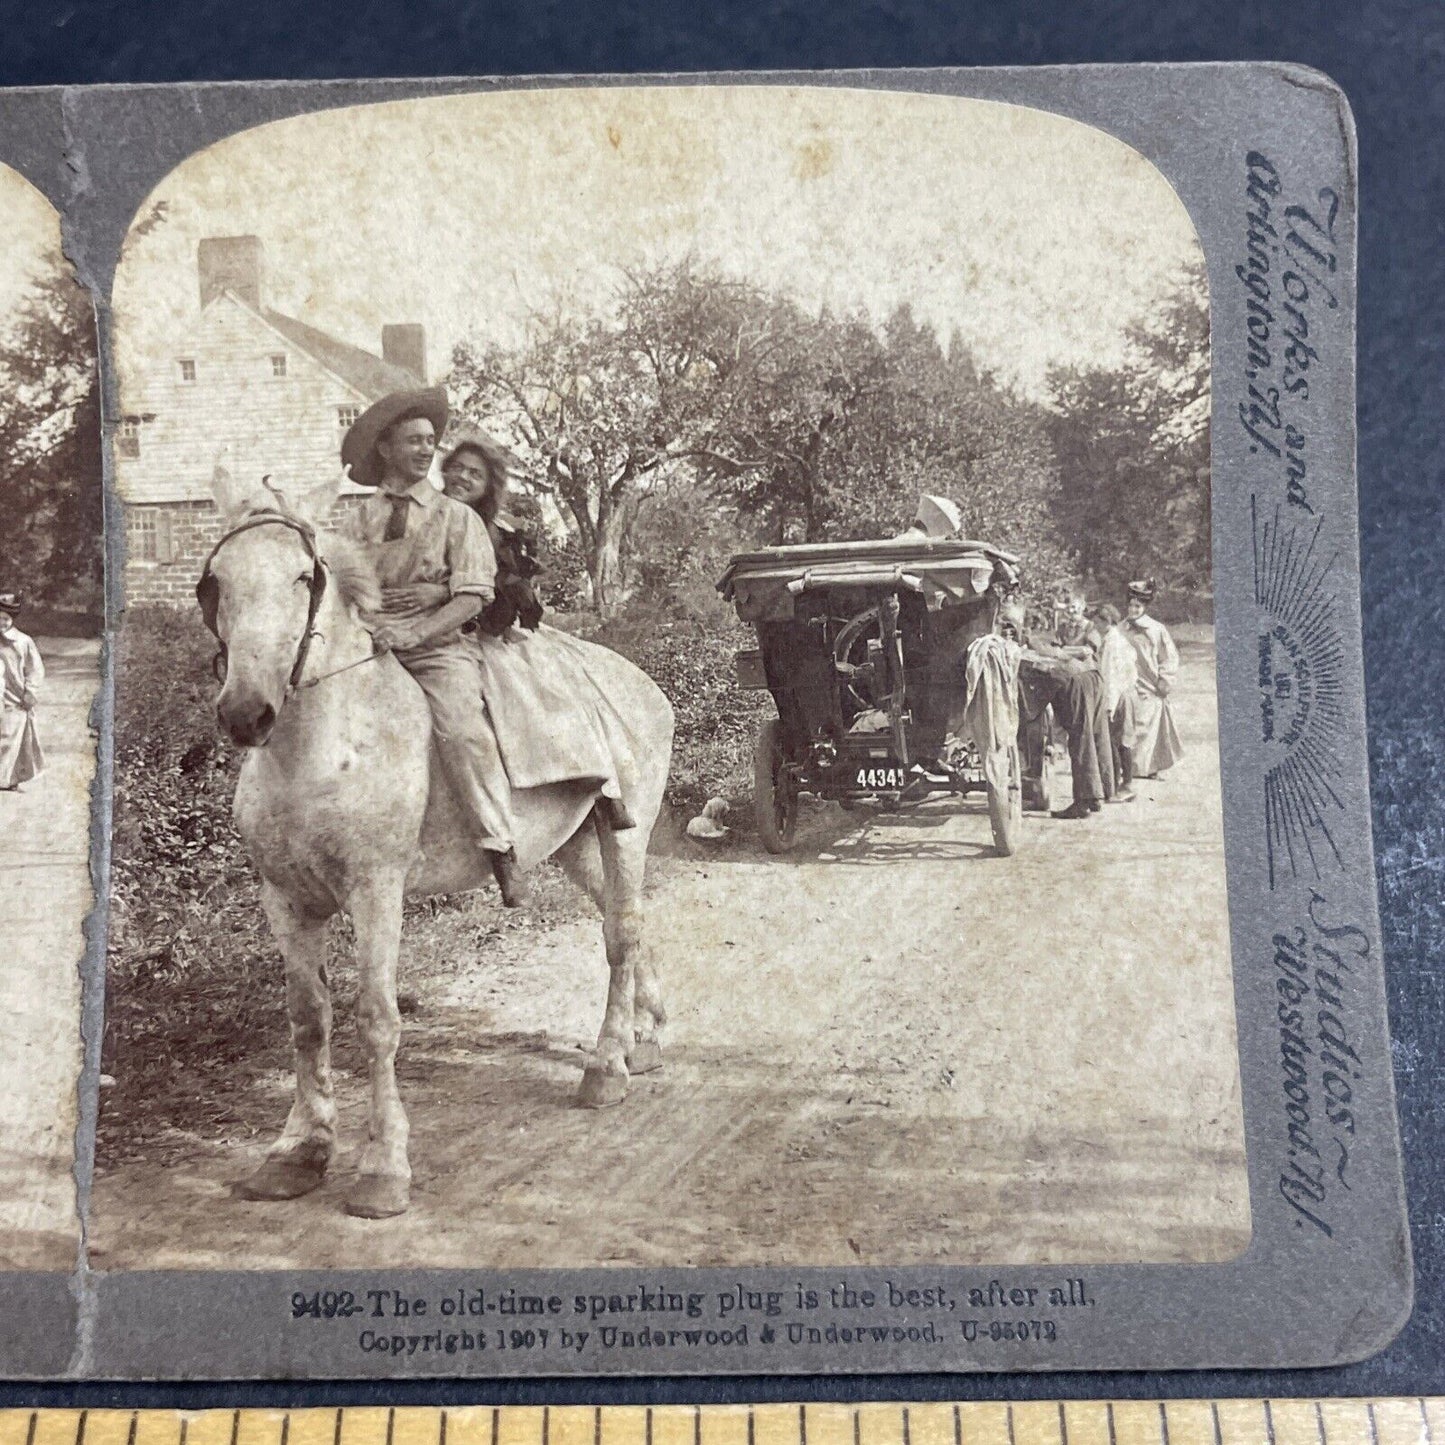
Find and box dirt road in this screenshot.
[0,639,99,1270]
[89,628,1250,1271]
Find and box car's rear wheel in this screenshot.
[754,718,798,853]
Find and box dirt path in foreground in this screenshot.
[89,630,1250,1271]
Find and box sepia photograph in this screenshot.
[0,160,103,1270]
[90,83,1248,1272]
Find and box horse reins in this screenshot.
[197,512,377,697]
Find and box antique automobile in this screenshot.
[718,537,1055,857]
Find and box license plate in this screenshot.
[855,766,908,790]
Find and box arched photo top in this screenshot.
[111,83,1206,413]
[0,159,101,1273]
[110,84,1211,613]
[0,163,63,312]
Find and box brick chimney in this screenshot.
[198,235,265,311]
[382,324,427,383]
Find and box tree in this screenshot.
[838,307,1073,589]
[0,257,103,612]
[702,303,895,544]
[450,261,1075,611]
[449,262,785,613]
[1045,259,1210,598]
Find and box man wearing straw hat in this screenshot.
[0,590,45,792]
[340,387,525,906]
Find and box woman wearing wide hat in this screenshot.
[0,591,45,792]
[1122,578,1183,778]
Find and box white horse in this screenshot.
[199,469,674,1218]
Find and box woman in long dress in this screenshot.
[1122,578,1183,779]
[0,591,45,792]
[433,431,638,829]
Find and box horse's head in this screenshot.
[199,509,328,747]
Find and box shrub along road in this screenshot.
[88,628,1249,1270]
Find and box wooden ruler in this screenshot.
[1,1403,1443,1445]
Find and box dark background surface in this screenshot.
[0,0,1441,1406]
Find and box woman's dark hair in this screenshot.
[1095,602,1122,626]
[440,436,511,527]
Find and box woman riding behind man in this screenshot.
[349,413,632,838]
[436,428,637,833]
[435,431,545,639]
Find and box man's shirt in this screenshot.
[1020,618,1097,675]
[1098,626,1139,712]
[343,479,497,599]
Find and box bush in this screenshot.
[1149,589,1215,626]
[555,601,772,819]
[103,607,296,1160]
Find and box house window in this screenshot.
[178,359,196,383]
[117,416,143,458]
[270,354,287,378]
[337,404,361,428]
[127,507,175,563]
[128,509,158,562]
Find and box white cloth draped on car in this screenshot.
[962,632,1021,796]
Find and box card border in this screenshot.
[0,62,1411,1378]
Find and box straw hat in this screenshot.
[340,387,449,488]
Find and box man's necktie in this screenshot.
[383,492,410,541]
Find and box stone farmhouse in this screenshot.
[116,235,427,605]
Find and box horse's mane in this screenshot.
[321,533,383,618]
[228,495,382,618]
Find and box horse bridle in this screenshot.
[196,511,328,693]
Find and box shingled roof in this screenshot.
[261,308,424,398]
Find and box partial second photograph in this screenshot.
[0,161,102,1271]
[93,84,1246,1271]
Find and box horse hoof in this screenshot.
[345,1174,411,1219]
[577,1067,629,1109]
[627,1038,664,1075]
[233,1157,328,1201]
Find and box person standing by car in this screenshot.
[1004,600,1108,821]
[1094,602,1137,802]
[1048,589,1114,805]
[0,591,45,793]
[1123,578,1183,779]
